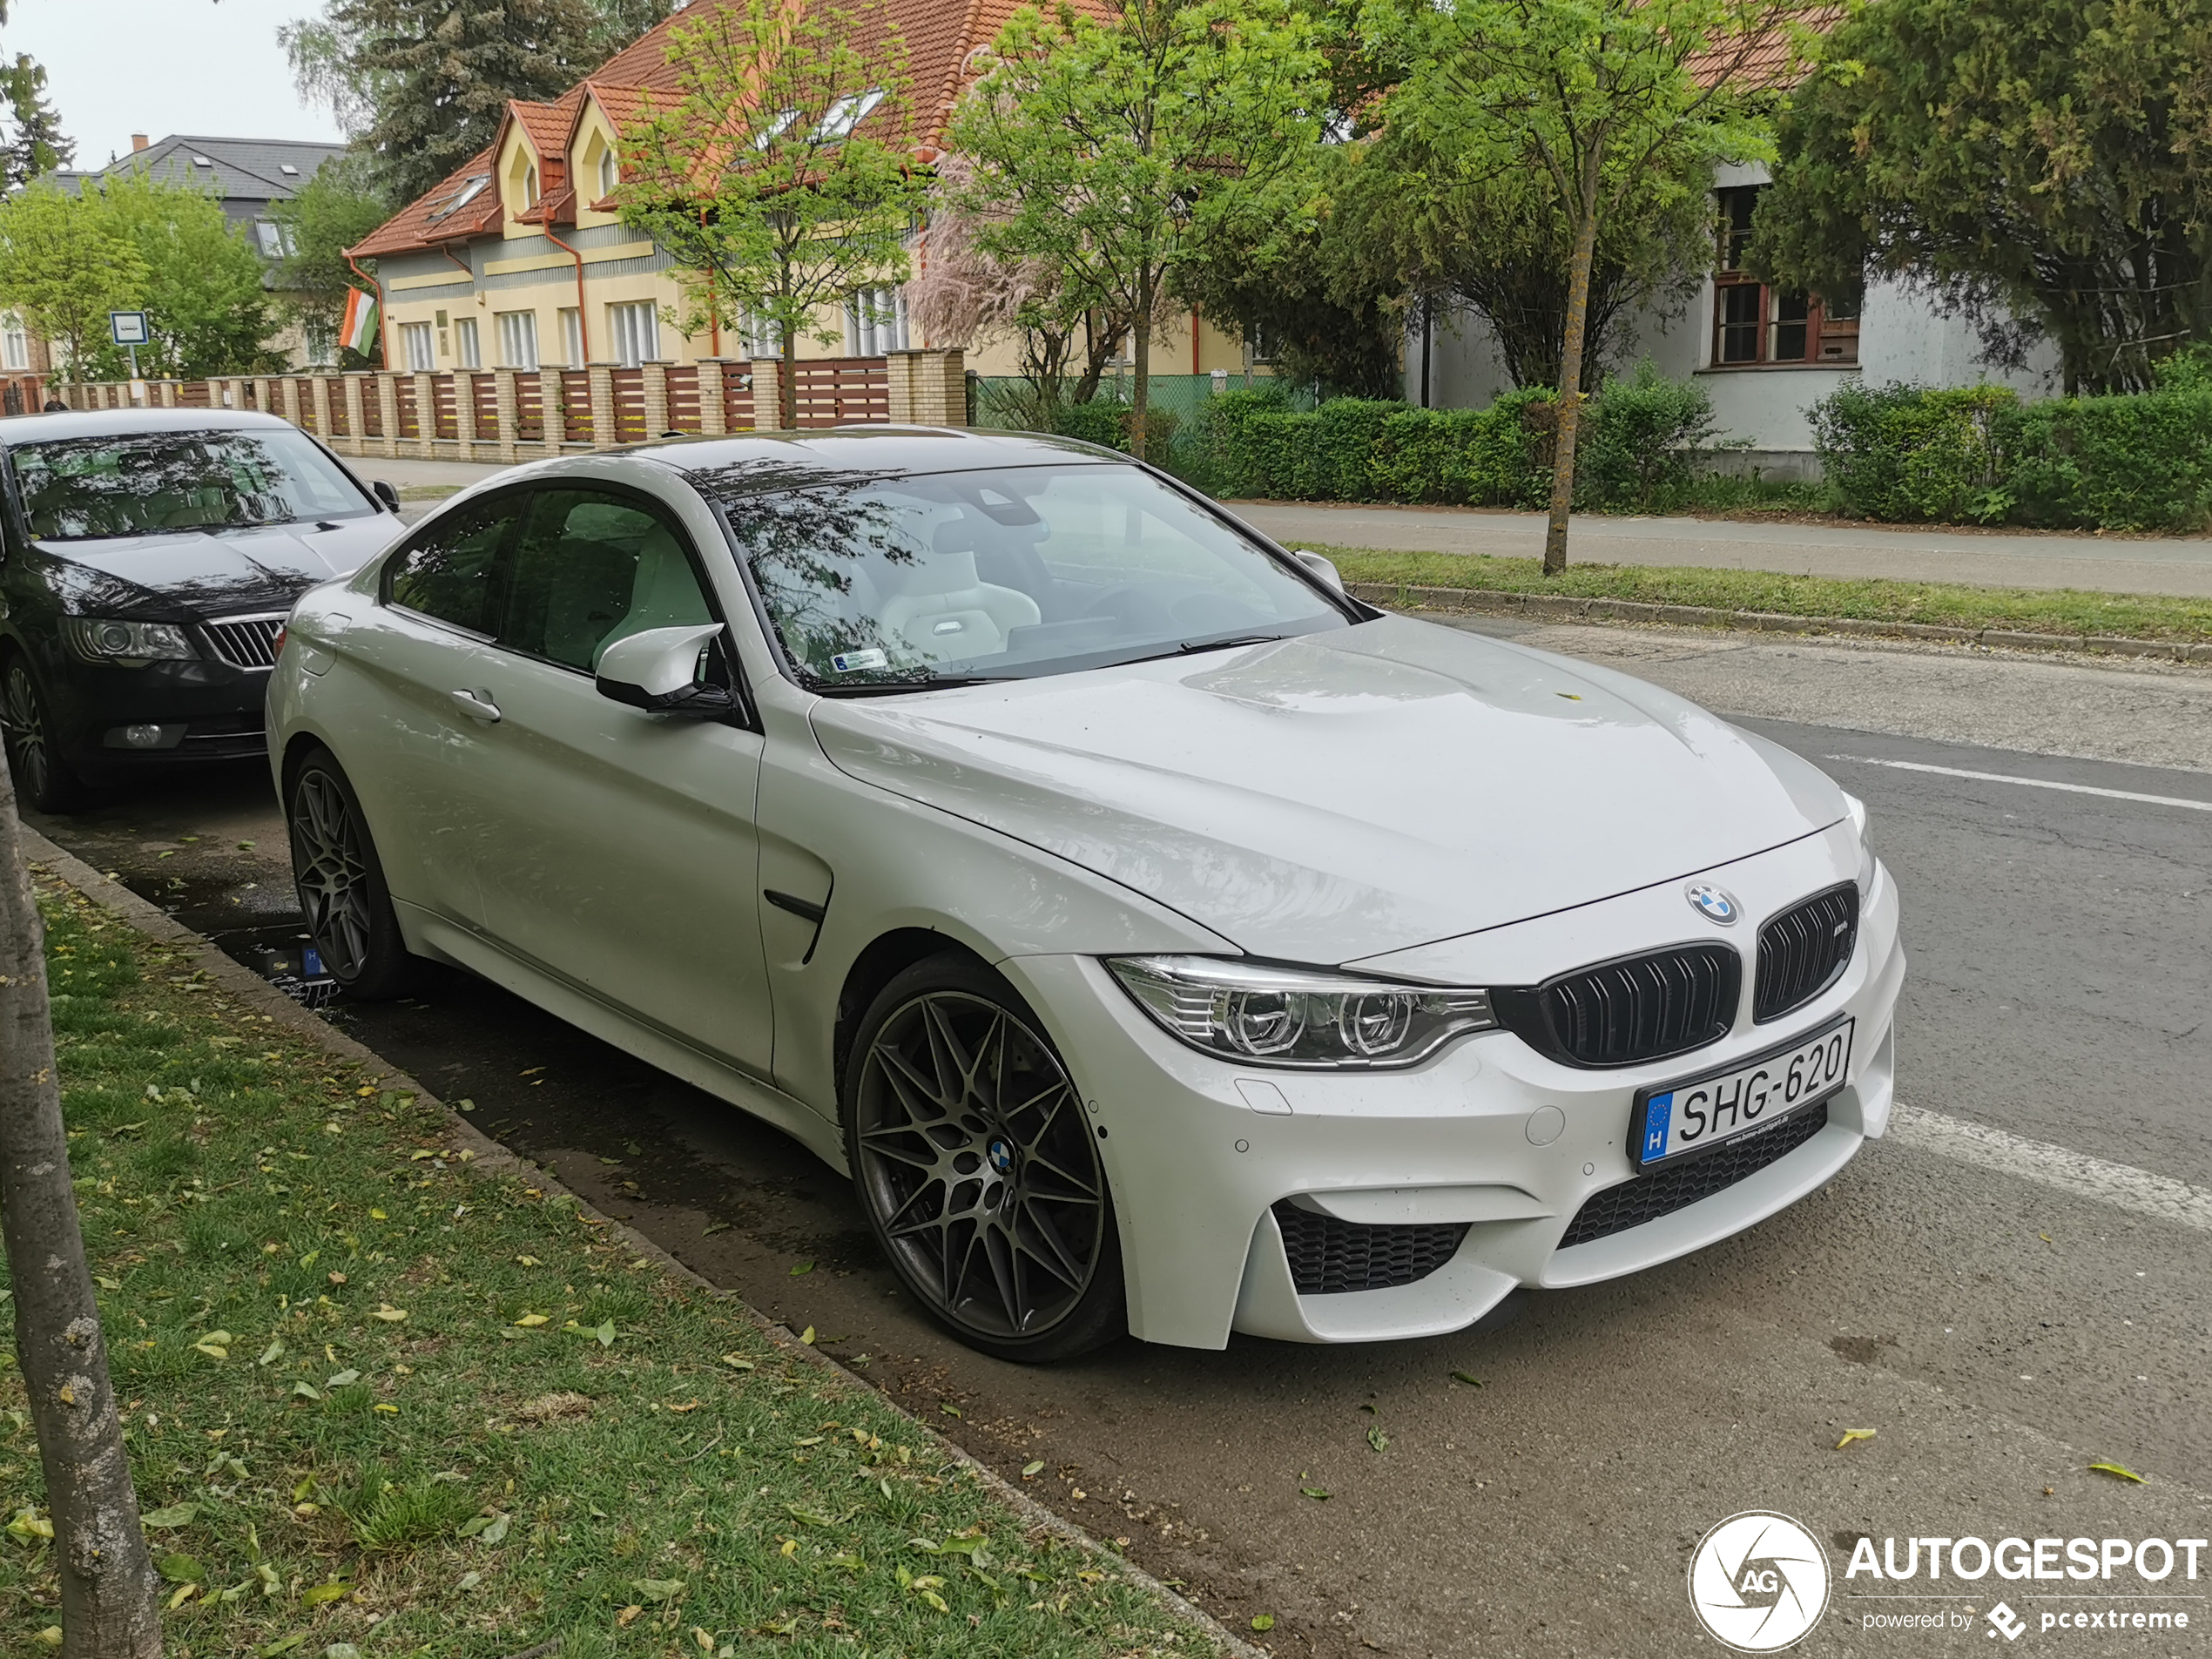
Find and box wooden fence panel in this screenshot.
[394,377,419,440]
[610,367,645,444]
[470,374,498,442]
[788,357,889,428]
[664,366,700,434]
[516,374,544,445]
[721,362,755,431]
[361,381,385,439]
[561,369,593,445]
[430,374,457,442]
[323,376,350,437]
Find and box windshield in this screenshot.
[10,428,375,541]
[705,462,1347,690]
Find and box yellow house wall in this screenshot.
[570,103,624,233]
[954,307,1248,378]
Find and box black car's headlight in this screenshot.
[60,618,198,665]
[1108,955,1496,1069]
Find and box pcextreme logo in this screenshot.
[1688,1512,1832,1652]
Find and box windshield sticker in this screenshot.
[831,648,888,673]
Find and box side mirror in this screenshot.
[371,480,402,514]
[595,623,736,718]
[1291,549,1345,593]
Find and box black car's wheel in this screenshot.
[1,654,87,813]
[286,746,415,1001]
[845,957,1123,1362]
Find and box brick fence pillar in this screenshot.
[750,359,783,431]
[453,369,477,455]
[587,364,616,451]
[309,375,333,438]
[697,359,728,436]
[537,367,565,451]
[413,372,436,459]
[642,361,670,437]
[342,375,368,456]
[376,374,401,458]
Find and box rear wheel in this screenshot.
[1,655,87,813]
[286,746,416,1001]
[845,956,1124,1363]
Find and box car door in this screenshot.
[462,481,774,1079]
[322,493,526,930]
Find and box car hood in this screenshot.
[808,615,1848,965]
[38,516,397,617]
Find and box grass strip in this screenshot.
[1314,547,2212,644]
[1,883,1213,1659]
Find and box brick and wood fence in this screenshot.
[43,349,967,461]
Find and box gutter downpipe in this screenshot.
[543,219,591,363]
[346,252,390,368]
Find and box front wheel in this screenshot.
[286,745,417,1001]
[844,957,1124,1363]
[2,655,87,813]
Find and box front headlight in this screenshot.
[1843,791,1876,897]
[61,617,197,665]
[1108,955,1496,1069]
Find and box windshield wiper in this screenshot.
[814,674,1018,697]
[1094,633,1285,671]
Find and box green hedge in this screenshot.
[1810,364,2212,532]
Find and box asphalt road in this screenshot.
[26,622,2212,1658]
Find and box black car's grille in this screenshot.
[1272,1201,1469,1296]
[1755,884,1859,1023]
[1496,943,1741,1069]
[1558,1101,1831,1248]
[203,614,286,670]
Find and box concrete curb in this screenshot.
[23,828,1269,1659]
[1346,581,2212,664]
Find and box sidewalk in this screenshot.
[345,455,2212,597]
[1235,501,2212,598]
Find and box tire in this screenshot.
[844,955,1125,1363]
[2,653,88,813]
[285,745,417,1001]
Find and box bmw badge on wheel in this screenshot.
[1688,1511,1830,1651]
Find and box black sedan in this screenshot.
[0,409,404,811]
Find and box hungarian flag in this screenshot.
[340,287,378,356]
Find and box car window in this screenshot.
[10,428,375,540]
[385,499,516,634]
[496,488,718,674]
[700,462,1345,691]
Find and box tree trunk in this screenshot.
[778,321,799,429]
[1129,287,1152,462]
[0,755,162,1658]
[1543,177,1603,577]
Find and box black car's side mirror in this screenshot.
[371,480,401,514]
[595,624,736,719]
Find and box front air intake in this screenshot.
[1755,883,1859,1023]
[1494,943,1740,1069]
[1271,1202,1469,1295]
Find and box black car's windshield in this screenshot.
[705,462,1347,690]
[10,428,374,541]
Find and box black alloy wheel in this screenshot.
[846,958,1123,1362]
[286,746,415,1001]
[1,655,85,813]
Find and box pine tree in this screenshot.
[0,0,73,190]
[320,0,604,204]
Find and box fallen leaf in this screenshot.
[513,1312,550,1328]
[31,1629,58,1649]
[719,1353,756,1371]
[8,1509,55,1542]
[142,1503,197,1528]
[257,1340,284,1366]
[300,1581,350,1607]
[1252,1614,1277,1631]
[1367,1425,1390,1453]
[192,1331,233,1359]
[941,1404,961,1418]
[786,1505,836,1527]
[254,1635,306,1657]
[368,1209,388,1221]
[634,1577,687,1602]
[516,1255,542,1267]
[373,1402,399,1414]
[1300,1487,1331,1501]
[479,1514,510,1544]
[326,1369,361,1387]
[617,1605,643,1628]
[1452,1371,1483,1387]
[790,1260,814,1276]
[157,1552,206,1584]
[95,1275,121,1291]
[800,1326,817,1345]
[1837,1428,1878,1449]
[702,1222,729,1236]
[369,1305,408,1323]
[291,1382,322,1401]
[2089,1461,2146,1484]
[1022,1461,1045,1479]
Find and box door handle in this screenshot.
[450,688,501,723]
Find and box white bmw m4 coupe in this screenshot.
[268,428,1903,1361]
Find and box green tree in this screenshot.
[952,0,1328,459]
[0,2,71,189]
[620,0,930,428]
[1365,0,1804,570]
[0,185,147,384]
[1750,0,2212,395]
[273,154,393,368]
[83,174,281,381]
[284,0,602,203]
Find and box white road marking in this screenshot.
[1828,754,2212,813]
[1888,1103,2212,1233]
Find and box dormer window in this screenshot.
[597,145,617,199]
[523,163,539,208]
[813,90,885,141]
[753,110,799,152]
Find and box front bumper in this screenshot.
[1001,825,1903,1350]
[41,653,273,779]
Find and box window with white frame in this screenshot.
[845,287,908,355]
[254,219,288,259]
[454,315,482,368]
[305,320,336,368]
[497,309,540,371]
[813,90,885,140]
[399,320,435,371]
[607,300,658,368]
[1,312,29,372]
[558,307,583,365]
[597,145,618,199]
[741,312,783,359]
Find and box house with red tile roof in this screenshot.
[346,0,1248,384]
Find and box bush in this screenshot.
[1810,381,2016,522]
[1197,384,1554,507]
[1578,361,1727,511]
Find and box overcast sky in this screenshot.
[8,0,341,172]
